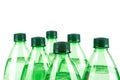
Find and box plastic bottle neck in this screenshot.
[46,38,57,54]
[70,42,80,46]
[14,41,27,49]
[94,48,108,52]
[15,41,26,45]
[47,38,57,42]
[55,53,70,59]
[32,46,45,50]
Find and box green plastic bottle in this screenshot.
[83,37,120,80]
[68,34,88,78]
[46,30,57,62]
[45,42,82,80]
[21,37,50,80]
[4,33,29,80]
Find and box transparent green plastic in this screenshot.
[4,41,29,80]
[83,48,120,80]
[70,42,88,77]
[46,38,57,62]
[45,53,81,80]
[21,47,50,80]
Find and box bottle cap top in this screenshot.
[46,30,57,39]
[54,42,70,54]
[94,37,109,48]
[31,37,45,47]
[14,33,26,42]
[68,34,80,42]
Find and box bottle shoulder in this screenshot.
[89,49,117,67]
[8,44,29,59]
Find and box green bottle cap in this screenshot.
[31,37,45,47]
[68,34,80,42]
[14,33,26,42]
[54,42,70,54]
[94,37,109,48]
[46,30,57,39]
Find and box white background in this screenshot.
[0,0,120,79]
